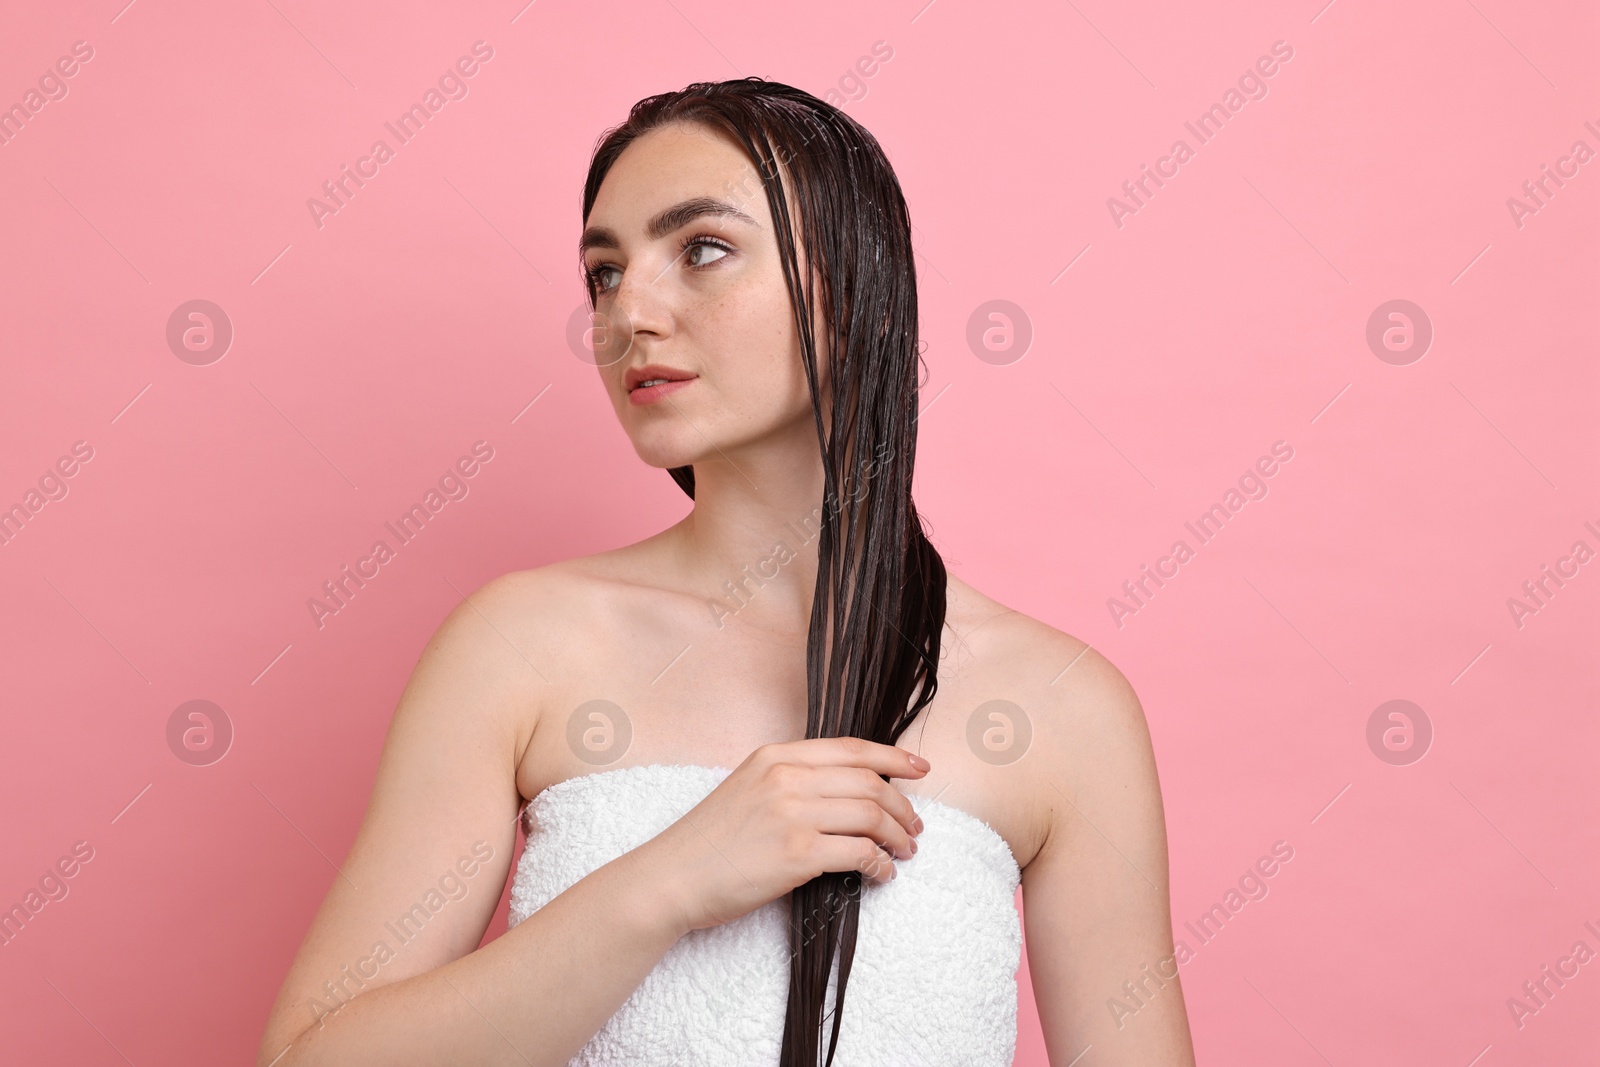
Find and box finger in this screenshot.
[773,736,930,780]
[801,765,926,840]
[812,797,916,862]
[814,835,898,884]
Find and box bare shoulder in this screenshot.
[940,575,1159,869]
[946,579,1191,1063]
[452,548,670,789]
[485,535,676,623]
[943,573,1148,744]
[419,562,589,694]
[444,555,605,683]
[255,558,624,1063]
[393,566,569,777]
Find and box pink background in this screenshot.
[1,0,1596,1063]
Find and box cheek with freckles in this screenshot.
[710,272,816,424]
[708,308,810,435]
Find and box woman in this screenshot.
[257,78,1196,1067]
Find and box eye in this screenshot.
[682,235,732,268]
[583,233,735,296]
[586,263,622,293]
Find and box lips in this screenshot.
[625,364,697,392]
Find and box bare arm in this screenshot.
[256,574,690,1067]
[257,573,931,1066]
[1022,643,1197,1066]
[264,845,686,1066]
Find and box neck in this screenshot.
[664,417,833,635]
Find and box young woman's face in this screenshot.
[580,121,830,471]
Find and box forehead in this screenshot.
[586,122,777,234]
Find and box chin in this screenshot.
[627,434,704,471]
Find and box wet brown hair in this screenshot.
[581,77,946,1067]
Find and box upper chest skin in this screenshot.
[509,564,1057,871]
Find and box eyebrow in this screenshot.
[579,196,761,257]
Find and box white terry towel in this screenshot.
[509,763,1023,1067]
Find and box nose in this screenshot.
[607,254,674,343]
[586,301,634,368]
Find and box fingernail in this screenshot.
[909,837,918,855]
[914,816,925,834]
[909,754,930,771]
